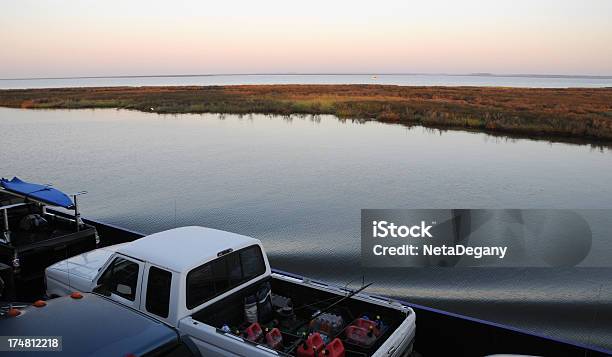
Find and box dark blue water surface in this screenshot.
[1,107,611,350]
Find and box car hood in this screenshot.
[47,243,127,281]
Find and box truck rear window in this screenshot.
[186,245,265,309]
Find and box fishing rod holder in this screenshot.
[71,191,88,232]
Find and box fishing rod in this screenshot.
[293,276,364,312]
[293,282,373,334]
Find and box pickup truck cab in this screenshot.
[46,226,416,356]
[0,292,200,357]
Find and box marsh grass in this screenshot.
[1,85,611,141]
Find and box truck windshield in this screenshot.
[186,245,265,309]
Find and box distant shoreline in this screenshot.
[1,84,611,143]
[2,73,612,81]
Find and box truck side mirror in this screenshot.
[93,283,111,296]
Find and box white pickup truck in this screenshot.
[45,226,416,357]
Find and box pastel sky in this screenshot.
[1,0,611,78]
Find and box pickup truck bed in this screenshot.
[185,272,415,357]
[0,200,98,300]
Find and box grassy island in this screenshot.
[1,85,612,142]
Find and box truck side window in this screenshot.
[186,245,265,309]
[97,257,139,301]
[146,266,172,318]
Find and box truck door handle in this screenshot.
[387,345,397,355]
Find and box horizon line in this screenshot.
[2,72,612,81]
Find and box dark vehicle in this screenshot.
[0,293,200,357]
[0,177,98,300]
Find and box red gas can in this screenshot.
[245,322,263,342]
[324,338,345,357]
[297,332,325,357]
[344,325,377,347]
[265,328,283,350]
[353,318,381,337]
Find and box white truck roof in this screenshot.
[117,226,262,272]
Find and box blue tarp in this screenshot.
[0,177,75,209]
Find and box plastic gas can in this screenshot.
[324,338,345,357]
[265,328,283,350]
[353,318,381,337]
[297,332,325,357]
[245,322,263,342]
[344,325,377,347]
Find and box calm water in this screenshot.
[1,107,611,350]
[1,74,612,89]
